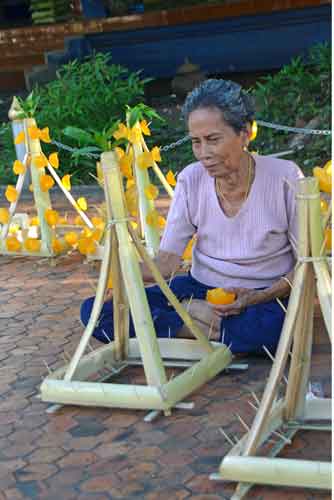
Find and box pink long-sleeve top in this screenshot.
[160,154,304,289]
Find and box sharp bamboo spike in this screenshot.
[247,400,258,412]
[276,297,288,313]
[186,294,194,312]
[235,413,251,432]
[219,427,235,446]
[208,319,215,341]
[251,391,260,406]
[101,329,112,343]
[270,429,292,445]
[43,360,52,374]
[262,345,288,384]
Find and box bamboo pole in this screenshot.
[128,338,220,360]
[220,456,331,490]
[25,118,53,254]
[40,379,165,410]
[101,151,167,387]
[141,137,174,198]
[130,119,160,256]
[127,223,214,353]
[111,224,129,361]
[242,178,310,456]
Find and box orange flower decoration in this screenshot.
[151,146,161,162]
[120,152,133,178]
[206,288,236,305]
[28,126,40,140]
[107,273,113,289]
[64,232,78,247]
[182,237,195,261]
[52,238,64,254]
[14,131,25,145]
[324,227,332,252]
[48,152,59,168]
[113,123,129,141]
[44,208,59,226]
[166,170,177,186]
[34,155,48,169]
[24,238,41,252]
[137,152,153,170]
[39,127,51,143]
[0,207,10,224]
[5,185,18,203]
[144,184,159,200]
[61,174,71,191]
[146,209,160,227]
[40,174,54,192]
[313,167,331,194]
[29,216,39,226]
[77,197,88,211]
[6,236,21,252]
[249,121,258,142]
[127,127,141,145]
[158,216,166,229]
[140,120,151,136]
[77,237,96,255]
[13,160,26,175]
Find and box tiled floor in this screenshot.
[0,189,331,499]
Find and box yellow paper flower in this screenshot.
[92,216,105,230]
[78,237,96,255]
[249,121,258,141]
[120,153,133,178]
[182,237,195,261]
[313,167,331,194]
[107,273,113,289]
[137,152,153,170]
[44,208,59,226]
[113,123,129,141]
[48,152,59,168]
[206,288,236,305]
[115,147,125,159]
[144,183,159,200]
[324,227,332,252]
[320,199,329,214]
[126,178,135,190]
[146,209,160,227]
[14,131,25,145]
[13,160,26,175]
[6,236,21,252]
[140,120,151,136]
[64,231,78,247]
[81,227,93,238]
[128,127,141,145]
[74,215,86,226]
[40,174,54,192]
[39,127,51,143]
[30,216,39,226]
[9,223,19,234]
[34,155,48,169]
[125,185,138,216]
[77,197,88,211]
[92,228,103,242]
[0,207,10,224]
[323,160,332,176]
[5,185,18,203]
[52,238,64,254]
[28,126,40,140]
[151,146,161,162]
[166,170,177,186]
[24,238,41,252]
[61,174,71,191]
[158,216,166,229]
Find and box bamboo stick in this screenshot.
[25,118,53,254]
[128,338,219,360]
[130,119,160,256]
[101,151,167,387]
[127,223,214,353]
[242,178,310,456]
[220,456,331,490]
[141,136,174,198]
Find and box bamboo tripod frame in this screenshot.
[0,109,94,258]
[40,151,232,413]
[213,177,332,497]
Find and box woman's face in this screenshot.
[188,107,249,178]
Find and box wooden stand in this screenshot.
[212,177,332,497]
[40,151,232,414]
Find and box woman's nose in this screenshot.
[198,142,211,159]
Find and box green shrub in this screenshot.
[251,43,331,172]
[0,52,150,184]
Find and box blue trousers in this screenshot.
[80,273,288,355]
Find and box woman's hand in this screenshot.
[211,287,260,318]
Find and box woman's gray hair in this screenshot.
[182,78,255,133]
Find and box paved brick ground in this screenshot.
[0,188,331,499]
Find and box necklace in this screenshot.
[215,154,254,207]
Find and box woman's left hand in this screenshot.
[212,287,259,318]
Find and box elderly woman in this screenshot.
[81,78,303,354]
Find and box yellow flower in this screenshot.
[28,125,40,140]
[9,224,19,234]
[166,170,177,186]
[115,147,125,159]
[113,123,129,141]
[125,185,138,216]
[92,216,105,230]
[40,174,54,192]
[92,228,103,242]
[158,216,166,229]
[6,236,21,252]
[13,160,26,175]
[324,227,332,252]
[107,273,113,289]
[48,152,59,168]
[182,236,195,261]
[249,120,258,141]
[30,216,39,226]
[14,130,25,145]
[0,207,10,224]
[34,154,48,169]
[52,238,63,254]
[39,127,51,143]
[320,199,329,214]
[126,178,135,190]
[146,209,160,227]
[151,146,161,162]
[78,237,96,255]
[313,167,331,194]
[206,288,236,305]
[44,208,59,226]
[64,231,78,247]
[5,185,18,203]
[128,127,141,145]
[24,238,41,252]
[144,183,159,200]
[61,174,71,191]
[81,227,93,238]
[137,151,153,170]
[140,119,151,136]
[58,215,68,225]
[119,152,133,178]
[77,197,88,211]
[323,160,332,176]
[74,215,86,226]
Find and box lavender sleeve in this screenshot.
[159,177,196,256]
